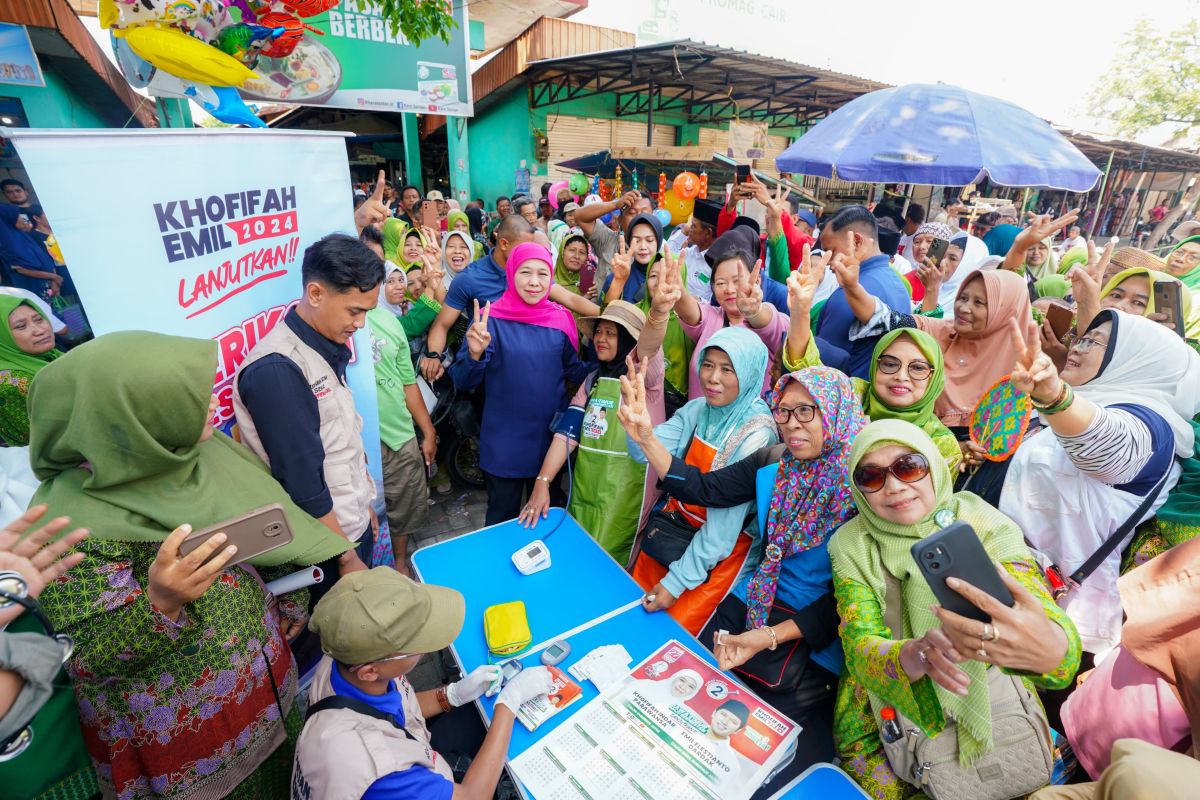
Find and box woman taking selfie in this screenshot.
[620,364,865,797]
[829,419,1080,800]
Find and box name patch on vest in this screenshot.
[310,375,333,400]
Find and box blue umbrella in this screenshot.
[776,83,1101,191]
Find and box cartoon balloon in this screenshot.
[583,194,603,207]
[203,85,268,128]
[568,174,590,196]
[654,208,672,227]
[215,23,282,66]
[114,25,258,87]
[662,189,695,226]
[673,172,700,200]
[548,180,570,209]
[256,11,322,58]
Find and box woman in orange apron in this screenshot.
[626,326,778,634]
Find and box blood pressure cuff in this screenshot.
[0,632,64,742]
[483,601,532,659]
[551,405,586,442]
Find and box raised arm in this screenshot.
[616,359,673,478]
[783,244,828,367]
[604,233,632,305]
[640,252,681,358]
[1002,209,1079,272]
[1067,239,1113,334]
[419,228,448,303]
[829,253,877,324]
[666,244,702,327]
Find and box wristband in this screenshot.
[436,685,453,713]
[1037,383,1075,416]
[423,350,443,360]
[535,476,551,484]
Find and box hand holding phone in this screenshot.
[926,238,949,268]
[736,164,751,184]
[1045,302,1074,341]
[911,522,1013,623]
[178,504,294,569]
[1152,280,1186,338]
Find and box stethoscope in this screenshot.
[0,570,74,762]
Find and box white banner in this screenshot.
[7,129,385,533]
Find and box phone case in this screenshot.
[1046,304,1074,340]
[178,504,294,568]
[1153,282,1186,338]
[926,238,949,266]
[910,522,1014,623]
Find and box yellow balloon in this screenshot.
[116,25,258,87]
[662,189,695,226]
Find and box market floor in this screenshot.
[404,482,489,691]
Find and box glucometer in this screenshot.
[512,539,551,575]
[540,640,571,667]
[498,658,524,684]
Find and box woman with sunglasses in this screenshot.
[999,310,1200,664]
[782,251,962,472]
[619,364,865,798]
[829,419,1080,799]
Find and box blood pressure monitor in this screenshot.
[512,539,551,575]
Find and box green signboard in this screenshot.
[239,1,472,117]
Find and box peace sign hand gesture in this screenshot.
[768,183,792,220]
[786,244,827,317]
[1012,208,1080,258]
[617,356,654,446]
[610,234,632,283]
[1009,316,1061,405]
[420,231,444,286]
[829,252,859,290]
[651,247,683,316]
[734,259,765,319]
[467,300,492,361]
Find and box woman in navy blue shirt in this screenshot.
[450,242,593,524]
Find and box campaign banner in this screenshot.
[238,1,473,117]
[6,129,386,524]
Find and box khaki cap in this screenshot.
[580,300,646,339]
[310,567,465,664]
[1109,247,1167,273]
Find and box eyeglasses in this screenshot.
[876,355,933,381]
[853,453,931,493]
[772,403,818,424]
[1173,251,1200,266]
[1070,336,1108,355]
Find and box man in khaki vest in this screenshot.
[235,233,384,598]
[292,568,554,800]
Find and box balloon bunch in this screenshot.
[613,166,623,199]
[100,0,342,126]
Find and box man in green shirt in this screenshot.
[361,229,437,572]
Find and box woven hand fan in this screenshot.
[969,375,1032,461]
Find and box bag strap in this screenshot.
[306,696,417,741]
[1069,465,1173,585]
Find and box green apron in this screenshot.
[568,375,649,565]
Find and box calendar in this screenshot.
[510,641,800,800]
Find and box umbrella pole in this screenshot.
[1087,150,1116,238]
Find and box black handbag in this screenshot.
[709,594,808,692]
[637,509,698,568]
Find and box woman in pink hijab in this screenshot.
[449,242,593,524]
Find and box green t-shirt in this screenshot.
[367,307,418,450]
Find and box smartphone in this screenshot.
[1045,302,1074,341]
[926,238,949,267]
[178,504,294,568]
[736,164,751,184]
[1153,281,1186,338]
[499,658,524,684]
[419,200,439,232]
[911,522,1014,623]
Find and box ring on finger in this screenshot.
[980,623,995,642]
[918,648,929,664]
[977,643,988,660]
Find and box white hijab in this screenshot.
[378,261,410,317]
[1075,310,1200,456]
[441,230,474,291]
[940,233,988,312]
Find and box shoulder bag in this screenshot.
[866,562,1054,800]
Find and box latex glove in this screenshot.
[445,664,503,707]
[495,665,555,715]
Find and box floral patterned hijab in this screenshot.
[744,367,867,629]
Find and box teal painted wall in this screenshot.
[3,64,111,128]
[468,87,536,203]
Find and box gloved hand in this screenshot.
[495,665,555,715]
[445,664,503,707]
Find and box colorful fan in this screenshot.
[969,375,1033,461]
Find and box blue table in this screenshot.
[411,509,725,760]
[767,763,870,799]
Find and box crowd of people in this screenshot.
[1,165,1200,800]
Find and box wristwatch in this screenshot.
[423,350,443,360]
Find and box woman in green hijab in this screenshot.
[1166,235,1200,291]
[29,331,351,800]
[0,296,61,446]
[782,269,962,471]
[829,420,1080,799]
[553,231,589,296]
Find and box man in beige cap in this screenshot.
[291,568,553,800]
